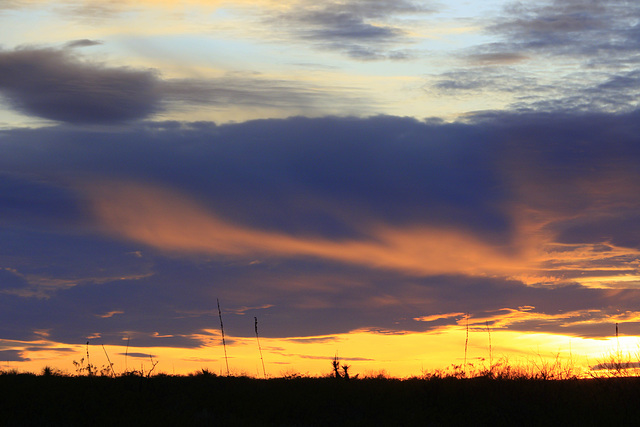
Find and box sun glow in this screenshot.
[4,327,636,379]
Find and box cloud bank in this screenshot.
[1,111,640,348]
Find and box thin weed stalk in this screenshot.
[486,321,493,377]
[125,336,130,373]
[86,342,90,374]
[217,298,230,376]
[102,344,116,378]
[147,355,158,378]
[255,317,267,379]
[86,341,94,376]
[464,313,469,377]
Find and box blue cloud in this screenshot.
[0,111,640,348]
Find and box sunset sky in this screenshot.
[1,0,640,377]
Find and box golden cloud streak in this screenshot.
[467,307,599,329]
[464,307,640,331]
[82,180,640,285]
[414,312,466,322]
[84,181,535,277]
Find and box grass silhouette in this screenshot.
[3,362,640,425]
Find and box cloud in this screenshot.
[82,180,533,277]
[0,0,37,9]
[163,75,371,113]
[0,46,374,124]
[1,112,640,346]
[0,0,237,14]
[466,52,529,66]
[430,68,538,93]
[429,66,640,114]
[488,0,638,60]
[263,0,434,60]
[274,352,373,361]
[428,0,640,113]
[0,47,162,124]
[0,173,84,229]
[64,39,103,48]
[96,310,123,318]
[591,361,640,371]
[0,349,29,361]
[117,352,157,358]
[414,312,466,323]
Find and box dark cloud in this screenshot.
[430,68,538,93]
[25,346,74,353]
[0,46,374,124]
[489,0,639,60]
[64,39,103,48]
[0,349,29,362]
[116,352,157,359]
[430,0,640,113]
[1,111,640,350]
[0,47,162,124]
[591,361,640,371]
[0,173,85,229]
[430,67,640,114]
[275,352,374,361]
[265,0,433,60]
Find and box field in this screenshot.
[3,368,640,426]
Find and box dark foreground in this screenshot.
[2,373,640,426]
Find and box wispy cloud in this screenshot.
[488,0,639,61]
[428,0,640,113]
[262,0,434,60]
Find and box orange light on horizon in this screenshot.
[4,327,639,379]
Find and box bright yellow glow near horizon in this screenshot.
[4,328,637,379]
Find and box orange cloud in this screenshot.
[83,180,539,277]
[414,312,465,322]
[461,306,640,331]
[81,180,640,287]
[96,310,124,318]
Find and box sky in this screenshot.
[1,0,640,377]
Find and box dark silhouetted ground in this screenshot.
[2,373,639,426]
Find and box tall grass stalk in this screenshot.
[86,341,94,376]
[217,298,230,376]
[147,355,158,378]
[486,321,492,376]
[464,313,469,377]
[86,342,90,372]
[102,344,116,378]
[125,336,130,373]
[255,317,267,379]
